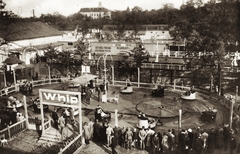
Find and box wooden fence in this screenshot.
[0,77,68,97]
[0,119,27,140]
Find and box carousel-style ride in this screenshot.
[181,87,197,100]
[200,108,217,123]
[94,105,111,122]
[152,85,165,97]
[136,113,157,129]
[7,96,23,109]
[120,78,133,94]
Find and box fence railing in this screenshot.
[0,77,68,97]
[141,63,186,70]
[27,116,51,130]
[0,119,27,140]
[59,134,82,154]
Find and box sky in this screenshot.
[4,0,185,17]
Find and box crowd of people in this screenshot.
[0,106,25,129]
[81,117,240,154]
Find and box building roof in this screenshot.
[102,24,169,31]
[0,21,65,41]
[79,7,110,12]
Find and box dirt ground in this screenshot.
[0,83,238,154]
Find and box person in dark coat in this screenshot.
[223,124,230,150]
[207,128,216,153]
[152,133,160,154]
[132,128,138,148]
[230,135,237,154]
[93,119,101,142]
[52,109,59,129]
[100,122,107,144]
[195,134,204,154]
[10,108,17,124]
[188,128,194,150]
[157,132,163,153]
[183,133,190,154]
[179,129,186,153]
[113,125,119,146]
[35,117,42,140]
[111,134,118,154]
[216,126,224,149]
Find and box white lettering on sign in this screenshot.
[43,92,78,104]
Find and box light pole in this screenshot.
[97,53,113,100]
[155,41,159,63]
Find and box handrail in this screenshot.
[0,119,27,140]
[0,77,69,97]
[59,134,82,154]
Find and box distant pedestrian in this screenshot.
[162,132,169,153]
[83,122,91,144]
[223,124,230,150]
[125,127,133,149]
[93,119,101,142]
[111,134,118,154]
[132,128,138,148]
[230,135,237,154]
[106,124,114,147]
[113,125,119,146]
[35,117,42,140]
[152,133,160,154]
[88,119,94,140]
[195,134,204,154]
[97,87,101,102]
[139,126,147,150]
[201,129,209,151]
[58,114,65,135]
[51,109,59,130]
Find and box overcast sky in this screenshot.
[4,0,186,17]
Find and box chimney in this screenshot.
[32,9,35,17]
[98,2,102,8]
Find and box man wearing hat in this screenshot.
[106,124,114,147]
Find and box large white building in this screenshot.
[79,2,111,19]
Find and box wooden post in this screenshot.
[78,92,82,136]
[138,67,140,88]
[7,125,11,139]
[179,109,182,131]
[39,91,45,135]
[23,95,29,129]
[13,70,17,91]
[115,109,118,127]
[112,66,114,85]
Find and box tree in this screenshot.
[170,1,240,95]
[132,44,150,68]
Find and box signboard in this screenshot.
[39,89,82,135]
[39,89,81,108]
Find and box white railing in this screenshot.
[59,134,82,154]
[141,63,185,70]
[0,119,27,140]
[0,77,69,97]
